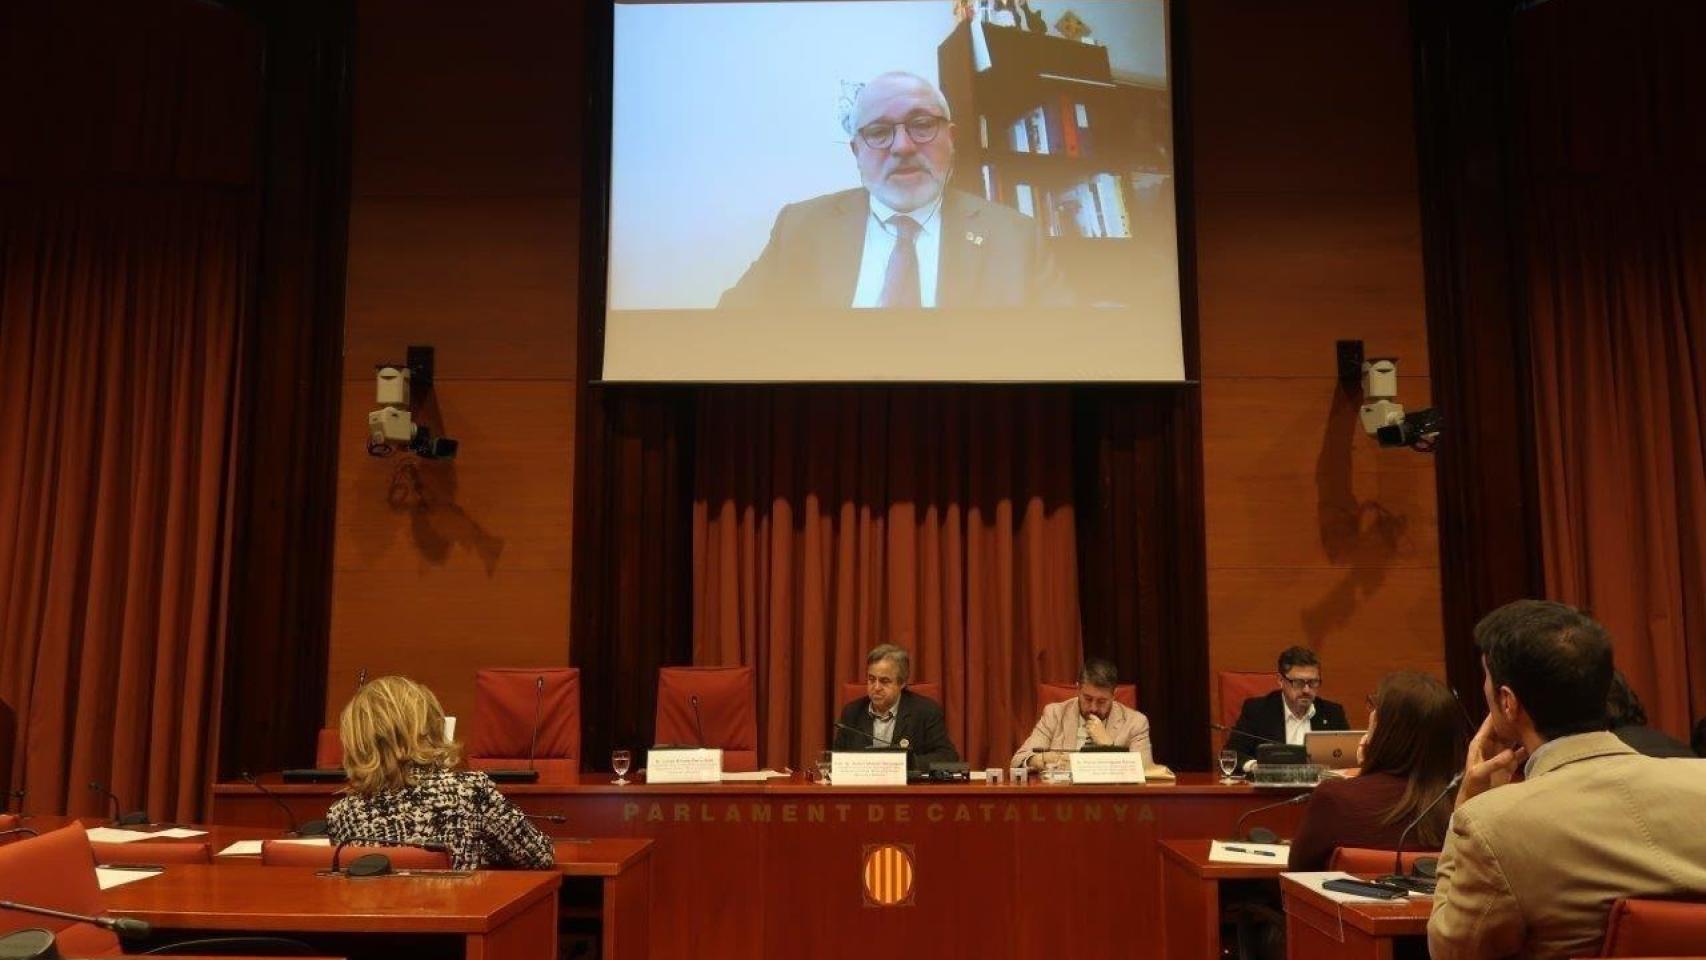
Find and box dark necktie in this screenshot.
[878,214,922,308]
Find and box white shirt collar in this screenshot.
[868,191,943,238]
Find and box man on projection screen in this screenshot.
[718,71,1072,310]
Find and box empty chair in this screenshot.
[1218,671,1274,728]
[91,840,212,866]
[1599,897,1706,956]
[0,824,121,956]
[1036,681,1137,710]
[1328,847,1436,875]
[260,839,450,870]
[467,667,581,783]
[841,681,942,707]
[655,667,759,772]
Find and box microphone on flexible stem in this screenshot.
[1376,771,1464,892]
[86,782,148,827]
[524,813,567,824]
[1230,792,1311,844]
[527,676,546,773]
[689,695,706,748]
[1209,722,1282,746]
[328,836,451,877]
[0,897,153,938]
[832,721,895,747]
[239,772,327,837]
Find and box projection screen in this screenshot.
[602,0,1183,382]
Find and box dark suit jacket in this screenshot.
[833,689,959,771]
[718,187,1072,309]
[1612,723,1697,758]
[1228,690,1350,766]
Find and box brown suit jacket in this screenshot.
[1429,731,1706,960]
[1010,698,1153,770]
[718,187,1072,309]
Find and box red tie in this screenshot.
[878,215,922,308]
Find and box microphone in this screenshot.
[689,695,706,748]
[1377,771,1464,892]
[0,898,152,938]
[329,835,451,876]
[239,772,327,837]
[356,667,368,687]
[1230,792,1311,844]
[524,813,566,824]
[86,782,149,827]
[833,720,894,747]
[526,676,546,772]
[1210,722,1282,746]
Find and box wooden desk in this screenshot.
[555,838,651,960]
[1159,838,1288,960]
[102,863,559,960]
[1280,874,1430,960]
[215,774,1305,960]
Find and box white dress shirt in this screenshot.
[1284,702,1317,746]
[851,192,943,308]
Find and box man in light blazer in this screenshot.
[1429,600,1706,960]
[1011,659,1153,771]
[718,71,1071,310]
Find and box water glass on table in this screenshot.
[1218,749,1239,783]
[612,749,632,785]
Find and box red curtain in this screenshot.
[692,388,1083,770]
[1520,1,1706,738]
[0,1,261,819]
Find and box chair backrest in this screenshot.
[469,667,582,766]
[91,840,212,865]
[840,681,942,709]
[0,824,121,955]
[1600,897,1706,956]
[655,667,759,772]
[1328,847,1435,874]
[260,839,451,870]
[1218,671,1276,727]
[315,727,343,768]
[1036,681,1138,711]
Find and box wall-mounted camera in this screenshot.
[1339,342,1441,453]
[366,345,458,460]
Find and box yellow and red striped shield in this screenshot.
[861,843,916,907]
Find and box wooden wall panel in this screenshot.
[326,0,582,735]
[1192,0,1444,728]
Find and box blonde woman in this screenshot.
[326,676,555,869]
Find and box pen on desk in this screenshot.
[1223,846,1277,857]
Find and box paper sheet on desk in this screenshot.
[218,836,331,857]
[86,827,168,844]
[719,769,790,782]
[1209,840,1289,864]
[1285,871,1431,904]
[96,867,162,891]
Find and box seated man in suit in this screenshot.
[833,643,958,771]
[1011,658,1153,772]
[1227,645,1350,770]
[1429,600,1706,960]
[718,70,1071,310]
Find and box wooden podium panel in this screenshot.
[211,775,1306,960]
[102,864,559,960]
[1159,838,1288,960]
[1280,873,1430,960]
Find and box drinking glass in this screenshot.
[818,750,834,785]
[1218,749,1239,783]
[612,749,632,785]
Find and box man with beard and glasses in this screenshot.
[718,71,1071,310]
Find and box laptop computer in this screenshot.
[1305,730,1366,769]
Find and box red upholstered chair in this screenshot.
[467,667,582,784]
[1218,671,1276,727]
[840,681,943,708]
[655,667,759,772]
[0,824,121,956]
[1036,681,1138,710]
[91,840,212,865]
[1328,847,1436,874]
[315,727,342,767]
[1599,897,1706,956]
[260,839,450,870]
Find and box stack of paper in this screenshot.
[1209,839,1289,864]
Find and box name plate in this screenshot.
[646,748,723,784]
[830,751,907,786]
[1069,751,1145,784]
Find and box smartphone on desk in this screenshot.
[1322,878,1408,900]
